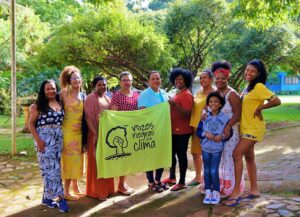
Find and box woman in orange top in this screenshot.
[84,76,114,201]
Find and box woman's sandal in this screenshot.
[157,182,169,190]
[73,191,85,198]
[170,184,186,192]
[98,197,107,201]
[225,197,241,207]
[240,192,260,200]
[148,184,163,193]
[64,194,79,201]
[118,188,134,195]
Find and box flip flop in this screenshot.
[187,181,200,187]
[225,197,241,207]
[241,192,260,200]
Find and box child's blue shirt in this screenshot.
[196,111,230,153]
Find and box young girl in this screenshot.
[196,92,231,204]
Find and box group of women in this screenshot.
[186,60,280,206]
[29,58,281,212]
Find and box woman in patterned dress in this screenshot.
[60,66,85,200]
[110,71,139,195]
[226,60,281,206]
[211,61,245,197]
[84,76,115,200]
[28,80,69,212]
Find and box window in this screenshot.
[285,76,299,85]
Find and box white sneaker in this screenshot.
[203,190,212,204]
[211,190,220,204]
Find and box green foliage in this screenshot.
[210,21,297,89]
[38,5,175,88]
[0,88,10,114]
[17,69,61,97]
[164,0,231,75]
[231,0,300,28]
[0,72,11,114]
[18,0,83,26]
[0,5,49,71]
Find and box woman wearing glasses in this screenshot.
[60,66,85,200]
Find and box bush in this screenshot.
[0,88,11,114]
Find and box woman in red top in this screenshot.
[163,68,194,191]
[110,71,139,195]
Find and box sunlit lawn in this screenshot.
[264,103,300,123]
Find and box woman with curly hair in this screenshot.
[28,80,69,212]
[60,66,85,200]
[211,61,245,198]
[162,68,194,191]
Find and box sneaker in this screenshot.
[203,190,212,204]
[211,190,220,205]
[42,198,57,208]
[57,199,69,212]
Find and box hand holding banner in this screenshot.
[96,102,172,178]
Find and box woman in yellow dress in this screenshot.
[60,66,85,200]
[188,69,215,186]
[226,60,281,206]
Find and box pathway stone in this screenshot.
[291,197,300,202]
[277,209,294,217]
[266,214,280,217]
[266,204,286,209]
[286,205,300,211]
[1,168,13,173]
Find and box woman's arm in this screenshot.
[224,91,241,137]
[168,97,193,118]
[28,110,45,152]
[110,105,118,111]
[254,96,281,120]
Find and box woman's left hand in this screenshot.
[168,99,176,106]
[254,106,263,120]
[223,125,231,138]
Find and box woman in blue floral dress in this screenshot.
[28,80,69,212]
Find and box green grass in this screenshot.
[0,133,35,156]
[0,114,25,128]
[264,103,300,123]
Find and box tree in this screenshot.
[0,5,49,72]
[17,0,82,26]
[164,0,231,76]
[231,0,300,28]
[210,21,297,90]
[37,6,174,89]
